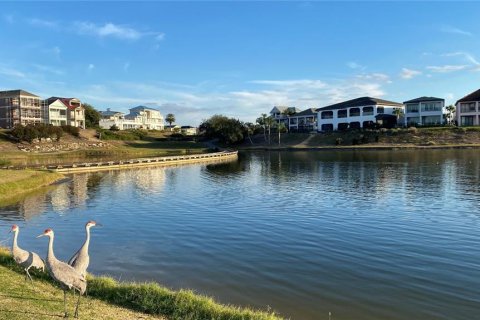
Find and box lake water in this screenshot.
[1,150,479,320]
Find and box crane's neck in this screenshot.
[12,230,18,251]
[47,234,57,263]
[84,226,91,251]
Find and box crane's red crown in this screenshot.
[44,228,53,234]
[11,225,18,230]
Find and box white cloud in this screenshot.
[347,61,366,70]
[443,52,480,66]
[441,25,472,36]
[426,65,469,73]
[155,33,165,41]
[0,66,25,78]
[87,64,95,71]
[28,18,57,28]
[250,79,327,90]
[3,14,14,24]
[356,73,391,83]
[32,64,64,75]
[400,68,422,79]
[75,22,144,40]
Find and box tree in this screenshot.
[244,122,255,145]
[256,113,268,142]
[166,113,176,130]
[393,108,404,126]
[277,122,286,146]
[264,116,275,145]
[446,105,456,125]
[83,103,101,128]
[281,108,296,132]
[199,115,246,145]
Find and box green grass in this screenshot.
[0,170,64,203]
[0,247,282,320]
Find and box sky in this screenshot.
[1,1,480,125]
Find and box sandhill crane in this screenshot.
[9,225,45,283]
[37,228,86,318]
[68,220,101,278]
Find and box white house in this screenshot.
[270,106,301,125]
[99,106,164,130]
[403,96,444,126]
[316,97,404,131]
[456,89,480,126]
[45,97,85,128]
[287,108,317,132]
[46,99,68,126]
[181,126,198,136]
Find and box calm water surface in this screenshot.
[1,150,479,320]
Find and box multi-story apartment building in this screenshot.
[270,106,301,125]
[99,106,164,130]
[456,89,480,126]
[316,97,404,131]
[287,108,317,132]
[45,98,68,126]
[46,97,85,128]
[403,96,445,126]
[0,90,44,128]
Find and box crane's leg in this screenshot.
[74,290,81,318]
[25,267,34,288]
[63,290,68,318]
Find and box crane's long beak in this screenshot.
[36,234,45,238]
[95,223,103,227]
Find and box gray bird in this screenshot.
[68,220,101,278]
[37,228,86,318]
[10,224,45,282]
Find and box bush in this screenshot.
[335,138,343,145]
[110,125,120,131]
[407,127,418,133]
[61,125,80,137]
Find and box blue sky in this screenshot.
[1,1,479,125]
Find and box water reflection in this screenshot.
[1,150,480,320]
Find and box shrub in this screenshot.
[407,127,418,133]
[360,135,369,144]
[110,125,120,131]
[335,138,343,145]
[61,125,80,137]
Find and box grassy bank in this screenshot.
[0,170,64,203]
[0,247,282,320]
[240,127,480,150]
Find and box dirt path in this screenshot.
[294,134,316,147]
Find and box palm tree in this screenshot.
[393,108,404,127]
[256,114,268,142]
[265,116,275,145]
[277,122,286,146]
[166,113,175,130]
[446,105,456,125]
[281,108,296,132]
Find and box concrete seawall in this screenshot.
[46,151,238,173]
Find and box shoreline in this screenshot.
[0,247,281,320]
[239,144,480,152]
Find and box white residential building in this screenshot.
[99,106,164,130]
[456,89,480,126]
[46,99,68,126]
[403,96,444,126]
[316,97,404,131]
[46,97,85,128]
[270,106,301,125]
[287,108,317,132]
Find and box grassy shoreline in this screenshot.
[0,247,282,320]
[0,170,65,204]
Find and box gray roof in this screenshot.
[317,97,403,111]
[271,106,301,114]
[456,89,480,103]
[292,108,317,116]
[100,110,124,116]
[0,89,39,98]
[403,96,444,104]
[129,105,160,112]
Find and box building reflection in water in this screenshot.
[1,167,167,220]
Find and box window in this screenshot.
[377,107,384,114]
[421,102,442,112]
[422,115,441,125]
[363,121,375,129]
[363,106,374,115]
[321,124,333,131]
[350,121,361,129]
[349,108,360,117]
[338,123,349,130]
[460,103,476,113]
[321,111,333,119]
[337,109,347,118]
[406,104,419,113]
[461,116,475,126]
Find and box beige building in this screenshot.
[0,90,44,128]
